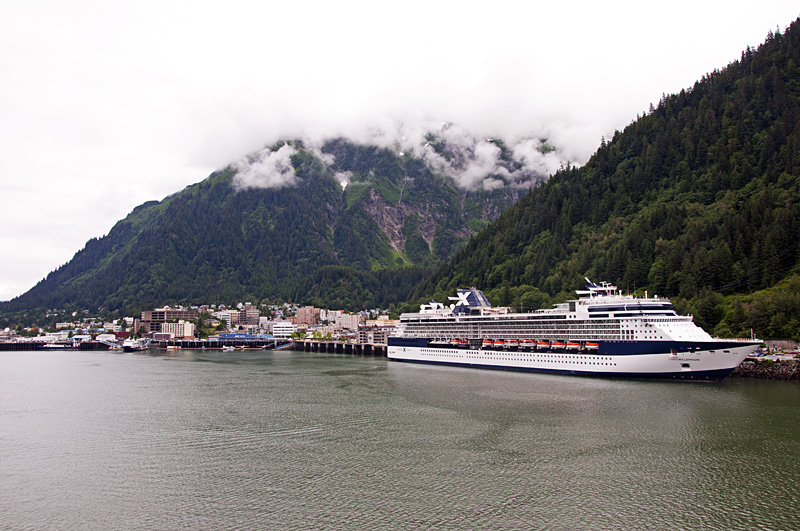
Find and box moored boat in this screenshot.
[122,338,151,352]
[387,279,760,381]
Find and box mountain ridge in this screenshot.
[0,134,555,319]
[408,18,800,340]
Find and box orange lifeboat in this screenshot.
[551,340,566,349]
[585,342,599,350]
[536,340,550,349]
[566,341,581,350]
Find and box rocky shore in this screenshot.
[733,358,799,381]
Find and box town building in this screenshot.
[160,320,196,339]
[272,321,296,338]
[296,306,321,326]
[357,325,394,345]
[240,303,260,325]
[334,313,361,330]
[140,307,197,334]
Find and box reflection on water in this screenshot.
[1,350,798,530]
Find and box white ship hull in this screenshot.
[387,342,758,381]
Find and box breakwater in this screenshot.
[733,358,799,381]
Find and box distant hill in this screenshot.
[411,18,800,340]
[1,133,557,319]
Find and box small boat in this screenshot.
[566,341,581,350]
[551,341,566,349]
[42,343,68,350]
[536,340,550,349]
[505,339,519,349]
[122,338,151,352]
[492,339,505,347]
[585,342,599,350]
[222,346,235,351]
[482,339,492,348]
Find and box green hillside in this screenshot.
[411,19,800,340]
[0,138,530,320]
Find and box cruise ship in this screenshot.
[387,279,760,381]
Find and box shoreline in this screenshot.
[732,358,799,381]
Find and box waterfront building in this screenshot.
[357,325,394,345]
[364,316,400,328]
[160,320,196,339]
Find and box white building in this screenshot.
[321,309,343,323]
[160,320,196,339]
[334,313,361,330]
[272,321,296,338]
[213,311,235,328]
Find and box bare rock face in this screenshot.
[361,189,406,253]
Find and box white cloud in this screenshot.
[233,144,298,190]
[1,0,798,300]
[334,171,353,190]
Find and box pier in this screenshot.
[294,340,387,357]
[155,338,294,350]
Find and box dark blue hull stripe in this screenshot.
[389,358,735,382]
[597,340,758,356]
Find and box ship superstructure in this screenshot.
[387,279,759,380]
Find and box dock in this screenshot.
[294,340,387,357]
[155,338,293,350]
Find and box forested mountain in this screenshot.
[1,134,553,320]
[411,19,800,340]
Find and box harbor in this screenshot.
[2,348,799,530]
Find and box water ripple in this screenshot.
[0,350,798,530]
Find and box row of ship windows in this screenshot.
[419,350,617,366]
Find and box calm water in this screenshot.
[1,350,798,530]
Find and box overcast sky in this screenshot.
[1,1,798,302]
